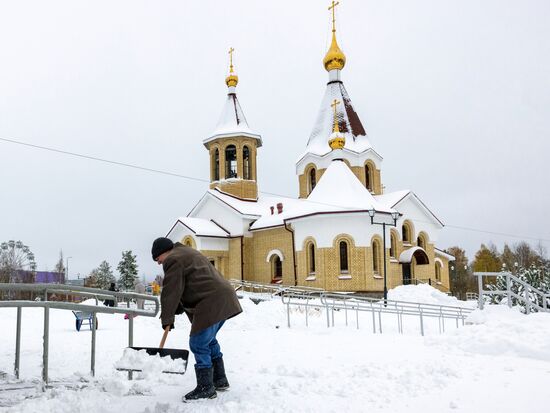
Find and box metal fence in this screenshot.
[281,290,473,335]
[474,271,550,313]
[0,283,159,383]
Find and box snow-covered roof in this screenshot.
[374,190,411,209]
[250,160,396,230]
[299,80,371,160]
[435,248,456,261]
[174,217,229,237]
[203,92,262,146]
[375,190,444,227]
[307,160,392,212]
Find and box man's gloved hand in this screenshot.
[162,323,174,331]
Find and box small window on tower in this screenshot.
[365,163,373,192]
[309,168,317,194]
[225,145,237,179]
[214,149,220,181]
[243,146,251,180]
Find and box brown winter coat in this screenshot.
[160,243,242,335]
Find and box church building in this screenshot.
[165,4,454,294]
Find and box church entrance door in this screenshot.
[402,264,412,285]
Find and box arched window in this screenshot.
[225,145,237,178]
[213,149,220,181]
[308,243,316,274]
[243,146,251,180]
[182,236,195,249]
[390,232,397,258]
[435,262,442,282]
[339,241,349,273]
[309,168,317,193]
[417,234,426,249]
[372,240,380,273]
[365,164,373,192]
[271,256,282,279]
[402,223,411,243]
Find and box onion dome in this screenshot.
[323,32,346,72]
[323,1,346,72]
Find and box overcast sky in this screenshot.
[1,0,549,281]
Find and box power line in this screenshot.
[1,136,549,243]
[0,136,209,184]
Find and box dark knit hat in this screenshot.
[151,237,174,260]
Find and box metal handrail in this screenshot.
[0,283,159,383]
[474,272,549,313]
[281,290,472,335]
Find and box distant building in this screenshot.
[66,279,85,287]
[35,271,65,284]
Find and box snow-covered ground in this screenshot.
[1,285,549,413]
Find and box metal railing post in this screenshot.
[128,315,134,380]
[43,306,50,383]
[287,300,291,328]
[15,306,22,378]
[91,312,97,376]
[477,275,484,310]
[419,307,424,336]
[506,272,512,307]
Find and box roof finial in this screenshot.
[328,99,345,150]
[323,1,346,72]
[225,47,239,88]
[331,98,341,133]
[329,1,339,33]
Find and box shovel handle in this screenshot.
[159,325,170,349]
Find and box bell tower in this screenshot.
[203,48,262,200]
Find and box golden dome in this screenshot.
[323,32,346,71]
[329,132,345,150]
[226,72,238,87]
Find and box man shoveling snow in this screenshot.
[151,237,243,401]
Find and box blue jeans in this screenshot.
[189,320,225,369]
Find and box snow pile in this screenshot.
[388,284,473,308]
[114,348,186,375]
[2,288,550,412]
[427,305,550,361]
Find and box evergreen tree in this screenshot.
[95,260,115,290]
[117,250,138,290]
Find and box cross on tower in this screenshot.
[228,47,235,72]
[328,1,340,33]
[331,98,341,133]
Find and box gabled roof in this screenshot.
[301,80,371,159]
[375,190,444,227]
[174,217,229,237]
[203,92,262,146]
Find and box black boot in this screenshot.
[212,357,230,391]
[184,366,217,400]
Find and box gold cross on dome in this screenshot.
[228,47,235,72]
[328,1,340,33]
[331,98,341,133]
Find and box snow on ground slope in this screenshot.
[1,285,549,413]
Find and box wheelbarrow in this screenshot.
[116,326,189,375]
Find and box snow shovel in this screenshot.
[116,326,189,375]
